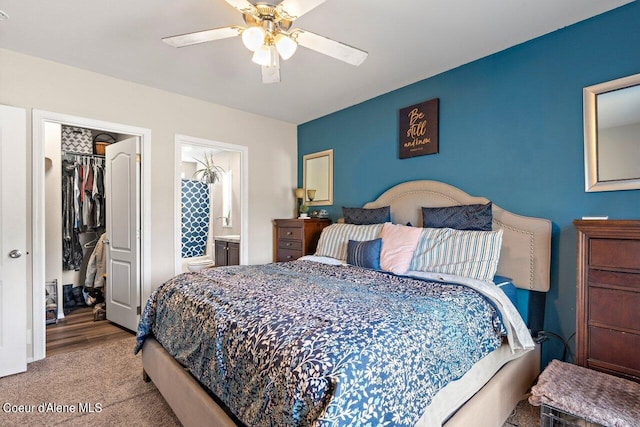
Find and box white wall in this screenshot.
[0,48,297,358]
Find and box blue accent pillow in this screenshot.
[494,275,518,307]
[422,202,492,231]
[347,238,382,270]
[493,275,512,286]
[343,206,391,225]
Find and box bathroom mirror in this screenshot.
[583,73,640,192]
[303,149,333,206]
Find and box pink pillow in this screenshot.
[379,223,423,274]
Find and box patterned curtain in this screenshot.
[181,179,210,258]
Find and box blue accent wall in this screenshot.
[298,3,640,365]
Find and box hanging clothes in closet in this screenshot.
[62,154,105,271]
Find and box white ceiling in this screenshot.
[0,0,633,124]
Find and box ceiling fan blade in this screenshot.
[293,29,368,66]
[162,26,242,48]
[224,0,258,16]
[276,0,326,20]
[262,65,281,84]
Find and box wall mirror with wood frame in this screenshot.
[303,149,333,206]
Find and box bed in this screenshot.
[137,180,551,426]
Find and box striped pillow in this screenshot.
[315,223,385,261]
[408,228,503,281]
[347,238,382,270]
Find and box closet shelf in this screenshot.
[62,150,105,158]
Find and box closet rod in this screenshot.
[61,150,105,159]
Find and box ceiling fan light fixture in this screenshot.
[252,44,278,67]
[241,26,265,51]
[164,0,367,83]
[275,33,297,60]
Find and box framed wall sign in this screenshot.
[398,98,439,159]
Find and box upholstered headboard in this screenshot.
[363,180,551,292]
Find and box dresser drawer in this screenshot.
[590,238,640,270]
[278,227,303,241]
[588,269,640,291]
[588,326,640,374]
[277,248,303,262]
[589,287,640,331]
[278,240,302,251]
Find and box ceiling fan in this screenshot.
[162,0,368,84]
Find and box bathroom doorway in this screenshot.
[174,135,248,275]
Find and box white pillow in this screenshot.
[409,227,503,281]
[315,223,384,261]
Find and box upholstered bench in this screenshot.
[529,360,640,427]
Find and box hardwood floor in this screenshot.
[46,306,134,357]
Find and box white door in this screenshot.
[105,137,140,332]
[0,105,27,377]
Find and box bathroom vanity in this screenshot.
[214,236,240,266]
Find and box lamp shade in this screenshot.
[252,44,278,67]
[294,188,305,198]
[252,45,270,66]
[242,26,265,52]
[275,33,297,60]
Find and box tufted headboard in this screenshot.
[363,180,551,292]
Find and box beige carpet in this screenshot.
[0,336,179,427]
[503,398,541,427]
[0,335,541,426]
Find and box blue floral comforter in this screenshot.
[135,260,510,426]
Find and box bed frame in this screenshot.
[142,180,552,426]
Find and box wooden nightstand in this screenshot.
[273,218,331,262]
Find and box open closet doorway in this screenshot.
[32,110,151,361]
[174,135,248,275]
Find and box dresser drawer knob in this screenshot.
[287,255,293,259]
[286,231,292,235]
[286,242,292,246]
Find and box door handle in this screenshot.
[8,249,22,259]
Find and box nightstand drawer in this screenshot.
[277,248,303,262]
[278,227,303,241]
[278,240,302,251]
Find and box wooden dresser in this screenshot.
[574,219,640,382]
[273,218,331,262]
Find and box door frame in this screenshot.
[174,134,248,274]
[32,109,151,361]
